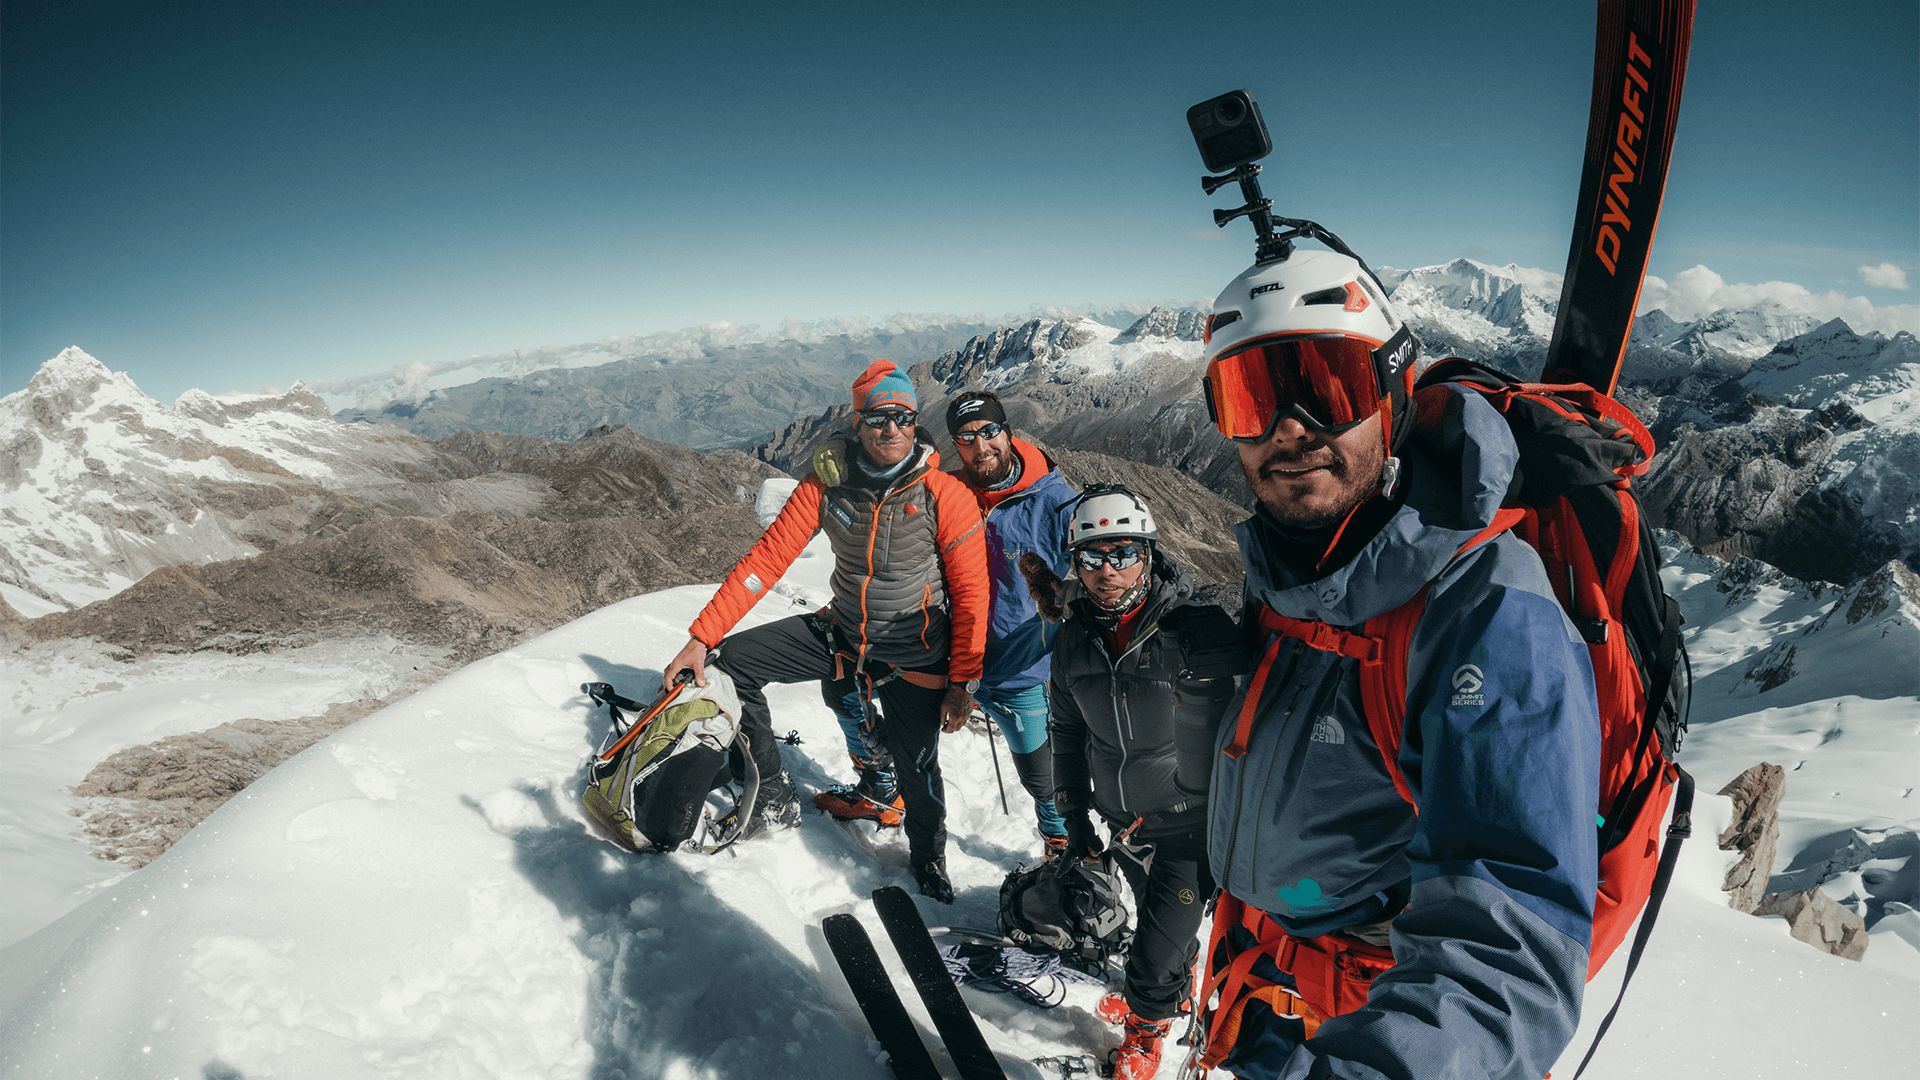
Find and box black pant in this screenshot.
[1103,817,1213,1022]
[713,614,949,862]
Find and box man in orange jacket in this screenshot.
[662,359,991,901]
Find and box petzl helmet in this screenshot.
[1065,483,1157,549]
[1202,248,1419,453]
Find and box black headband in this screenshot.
[945,393,1008,437]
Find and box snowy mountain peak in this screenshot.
[1112,307,1206,344]
[12,346,153,426]
[1381,259,1560,349]
[0,350,480,617]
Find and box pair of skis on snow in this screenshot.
[825,887,1010,1080]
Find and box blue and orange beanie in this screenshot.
[851,359,916,412]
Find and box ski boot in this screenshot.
[812,755,904,828]
[912,853,955,904]
[1098,991,1189,1026]
[1043,834,1069,862]
[1111,1013,1174,1080]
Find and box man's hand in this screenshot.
[1063,809,1105,862]
[939,683,974,733]
[664,636,710,690]
[1018,551,1066,622]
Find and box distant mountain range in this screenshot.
[331,258,1865,454]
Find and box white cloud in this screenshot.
[1638,264,1919,337]
[1859,262,1910,290]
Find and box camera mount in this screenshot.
[1199,165,1385,289]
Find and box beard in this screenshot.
[964,447,1016,488]
[1240,443,1380,529]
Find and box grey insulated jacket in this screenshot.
[1049,552,1237,834]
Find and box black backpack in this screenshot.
[998,855,1133,966]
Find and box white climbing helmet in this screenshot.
[1065,484,1157,549]
[1202,248,1419,450]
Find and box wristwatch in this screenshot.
[956,678,981,694]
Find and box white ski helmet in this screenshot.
[1066,484,1157,549]
[1203,248,1419,451]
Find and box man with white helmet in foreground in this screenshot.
[1191,244,1602,1079]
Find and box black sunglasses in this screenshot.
[860,409,917,430]
[954,422,1005,445]
[1072,543,1146,571]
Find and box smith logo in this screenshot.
[1380,336,1415,375]
[1450,664,1485,708]
[1250,281,1283,297]
[1595,32,1658,275]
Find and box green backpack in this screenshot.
[580,670,752,853]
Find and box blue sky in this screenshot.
[3,0,1915,404]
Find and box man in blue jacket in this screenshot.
[1194,249,1601,1080]
[816,390,1074,856]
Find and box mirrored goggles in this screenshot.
[954,422,1005,445]
[1202,328,1413,443]
[1072,542,1147,572]
[860,409,917,430]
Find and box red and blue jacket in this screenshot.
[1210,385,1602,1080]
[964,437,1078,691]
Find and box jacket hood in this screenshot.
[1238,385,1519,625]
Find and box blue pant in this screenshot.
[834,681,1063,839]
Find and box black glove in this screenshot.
[1018,551,1066,622]
[1063,809,1104,862]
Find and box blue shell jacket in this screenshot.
[1210,385,1602,1080]
[966,437,1079,691]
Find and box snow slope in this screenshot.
[3,514,1916,1078]
[0,634,454,949]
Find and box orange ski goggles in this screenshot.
[1203,327,1416,443]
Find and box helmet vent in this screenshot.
[1299,287,1348,306]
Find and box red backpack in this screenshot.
[1193,358,1694,1078]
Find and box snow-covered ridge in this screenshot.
[0,348,484,615]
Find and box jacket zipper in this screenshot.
[855,455,927,654]
[1100,599,1165,814]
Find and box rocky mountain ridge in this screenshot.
[0,349,783,619]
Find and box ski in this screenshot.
[823,913,944,1080]
[872,886,1008,1080]
[1541,0,1697,393]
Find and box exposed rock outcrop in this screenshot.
[1753,887,1870,961]
[73,699,390,867]
[1717,762,1786,913]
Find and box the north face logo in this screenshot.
[1451,664,1486,708]
[1310,716,1345,745]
